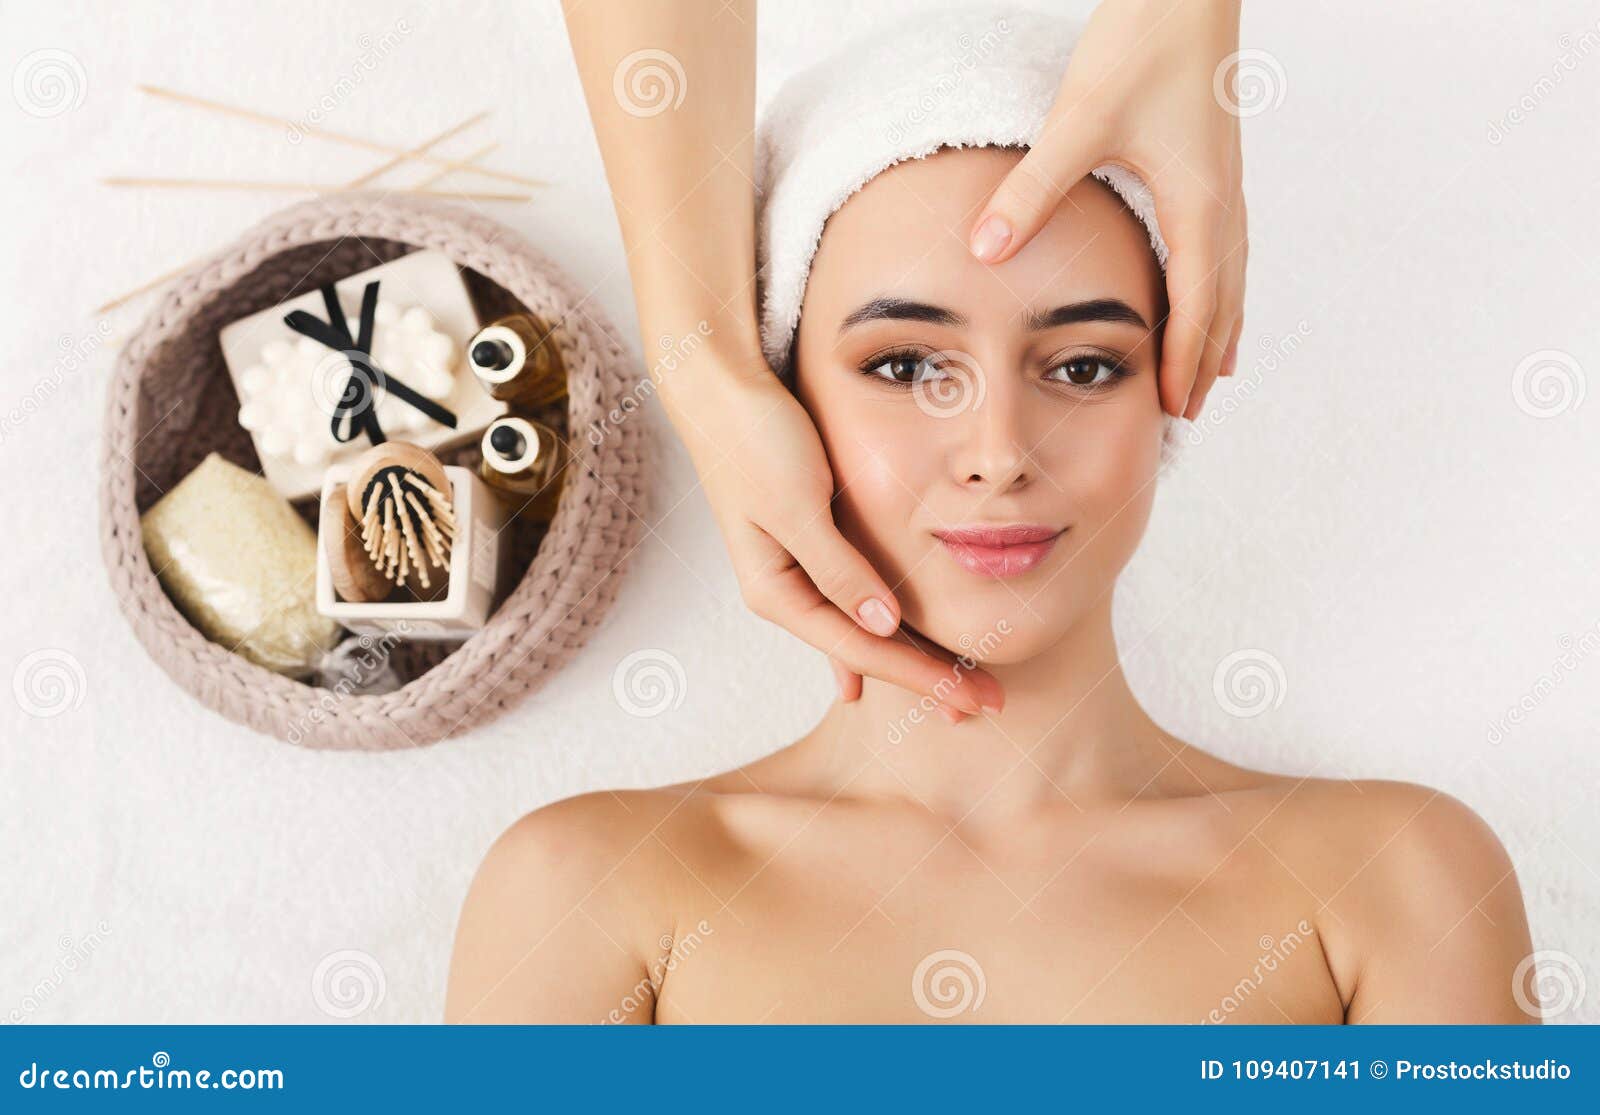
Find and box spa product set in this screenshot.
[138,249,572,675]
[101,114,643,746]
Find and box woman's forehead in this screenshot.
[806,148,1163,325]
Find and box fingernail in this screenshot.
[981,678,1004,714]
[969,214,1011,262]
[856,598,898,637]
[936,704,963,725]
[972,675,998,710]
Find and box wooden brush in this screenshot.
[344,443,456,593]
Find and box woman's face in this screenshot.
[792,147,1167,664]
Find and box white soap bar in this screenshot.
[219,250,505,501]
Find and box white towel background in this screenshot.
[2,0,1596,1024]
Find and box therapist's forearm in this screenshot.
[561,0,766,405]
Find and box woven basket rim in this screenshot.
[99,192,646,750]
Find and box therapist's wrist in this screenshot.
[646,316,773,409]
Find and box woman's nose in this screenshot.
[936,355,1031,492]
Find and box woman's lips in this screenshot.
[933,524,1066,579]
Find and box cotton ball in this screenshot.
[402,306,432,332]
[240,365,270,395]
[421,332,454,370]
[292,439,326,467]
[286,377,319,417]
[422,368,455,397]
[261,340,291,366]
[369,341,403,379]
[259,428,289,458]
[238,401,266,431]
[374,395,402,431]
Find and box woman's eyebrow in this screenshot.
[837,296,1149,333]
[1025,298,1149,331]
[838,298,965,332]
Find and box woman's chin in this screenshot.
[904,606,1068,668]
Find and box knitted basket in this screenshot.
[100,193,647,750]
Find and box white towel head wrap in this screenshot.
[754,5,1169,375]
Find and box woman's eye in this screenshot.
[1048,357,1119,387]
[866,354,946,384]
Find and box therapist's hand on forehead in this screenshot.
[562,0,1248,720]
[969,0,1248,423]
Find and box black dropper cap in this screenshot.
[488,423,526,460]
[472,339,514,372]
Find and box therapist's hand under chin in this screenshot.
[666,354,1004,722]
[969,0,1250,422]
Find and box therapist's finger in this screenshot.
[829,657,862,703]
[1184,317,1229,422]
[968,111,1104,264]
[790,596,1000,716]
[1218,196,1249,379]
[1155,220,1220,418]
[730,506,1002,714]
[771,514,902,639]
[1219,319,1243,378]
[1184,255,1240,419]
[829,655,972,722]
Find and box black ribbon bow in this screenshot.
[282,280,458,446]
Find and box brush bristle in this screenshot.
[357,466,457,591]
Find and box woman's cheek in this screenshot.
[1055,401,1163,569]
[826,422,930,577]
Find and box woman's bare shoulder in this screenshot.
[1157,743,1531,1018]
[1157,742,1511,859]
[446,786,746,1022]
[1239,774,1516,877]
[1183,759,1519,904]
[479,784,737,887]
[1205,768,1529,1019]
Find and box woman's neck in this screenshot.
[800,595,1176,823]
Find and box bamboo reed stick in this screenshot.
[139,85,542,187]
[414,141,499,191]
[101,176,529,202]
[95,115,517,313]
[343,111,488,189]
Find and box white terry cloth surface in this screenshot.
[754,5,1169,373]
[2,0,1598,1024]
